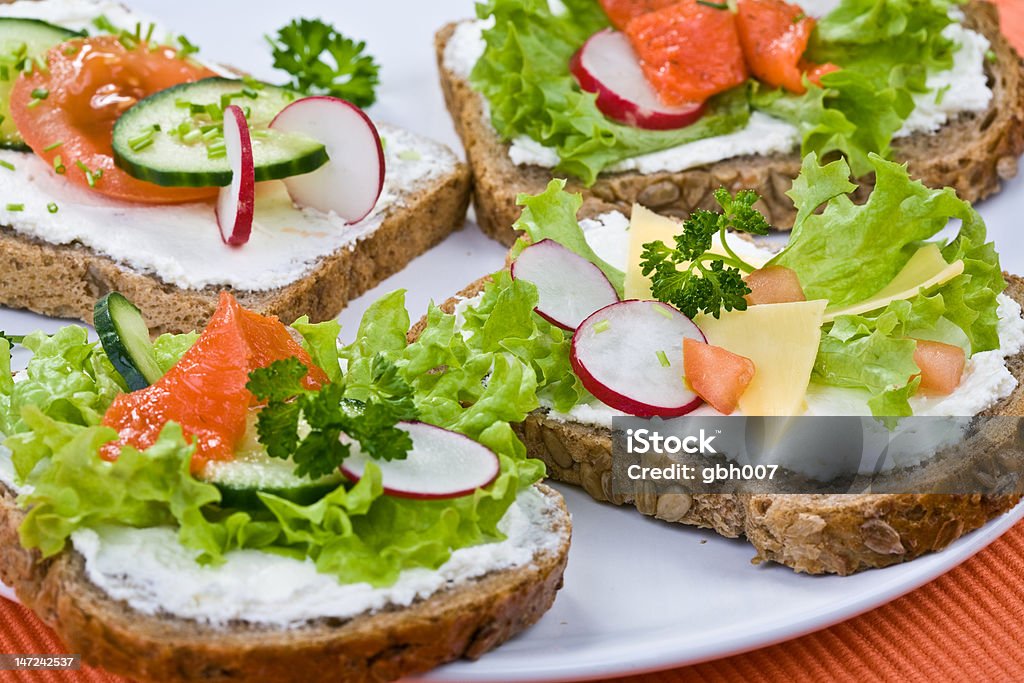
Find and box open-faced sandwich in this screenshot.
[418,152,1024,575]
[436,0,1024,244]
[0,290,570,682]
[0,0,471,335]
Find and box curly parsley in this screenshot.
[640,188,771,319]
[246,356,416,480]
[266,19,380,108]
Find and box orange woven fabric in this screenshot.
[1,518,1022,683]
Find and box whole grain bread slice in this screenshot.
[434,0,1024,246]
[410,274,1024,576]
[0,129,471,336]
[0,482,570,683]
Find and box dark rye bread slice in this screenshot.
[410,274,1024,576]
[0,483,570,683]
[434,0,1024,247]
[0,133,471,336]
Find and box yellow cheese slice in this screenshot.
[823,244,964,322]
[625,205,771,300]
[626,205,680,299]
[696,300,827,416]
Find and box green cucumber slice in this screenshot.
[94,292,163,391]
[203,447,345,510]
[0,18,81,150]
[112,77,328,187]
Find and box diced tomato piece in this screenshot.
[803,60,840,88]
[912,340,966,396]
[101,292,328,473]
[625,1,748,106]
[744,265,806,305]
[10,36,218,204]
[683,337,756,415]
[599,0,677,30]
[736,0,825,94]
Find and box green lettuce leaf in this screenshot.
[152,332,199,373]
[511,178,625,295]
[772,153,993,309]
[471,0,750,185]
[775,153,1006,416]
[754,0,956,176]
[17,421,222,559]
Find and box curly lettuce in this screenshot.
[772,153,1005,417]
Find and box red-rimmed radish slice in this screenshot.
[570,29,706,131]
[511,239,620,330]
[571,300,705,417]
[269,96,385,224]
[215,105,256,246]
[341,421,500,500]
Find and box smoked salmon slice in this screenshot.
[624,1,748,107]
[735,0,836,94]
[102,292,328,473]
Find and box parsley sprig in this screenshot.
[0,331,23,345]
[640,188,771,319]
[266,19,380,108]
[246,356,416,480]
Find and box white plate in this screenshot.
[2,1,1024,681]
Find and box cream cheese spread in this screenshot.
[0,0,457,292]
[444,9,993,174]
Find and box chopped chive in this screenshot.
[652,304,674,319]
[144,23,156,44]
[182,128,202,144]
[63,45,78,56]
[93,168,103,179]
[656,350,671,368]
[5,203,24,212]
[128,129,156,151]
[934,84,951,105]
[53,155,65,174]
[986,49,997,64]
[0,160,14,171]
[46,202,58,214]
[42,140,63,152]
[177,35,198,57]
[0,66,8,81]
[26,98,43,109]
[75,160,97,187]
[241,87,260,99]
[696,0,728,8]
[593,319,610,334]
[398,149,422,161]
[792,12,806,22]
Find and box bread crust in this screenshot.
[0,483,571,683]
[0,134,472,336]
[413,274,1024,575]
[435,0,1024,246]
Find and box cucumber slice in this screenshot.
[94,292,163,391]
[203,448,345,510]
[0,19,81,150]
[112,77,329,187]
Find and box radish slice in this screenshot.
[511,239,620,330]
[571,301,705,417]
[570,29,706,131]
[215,104,256,246]
[269,96,385,224]
[341,421,500,500]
